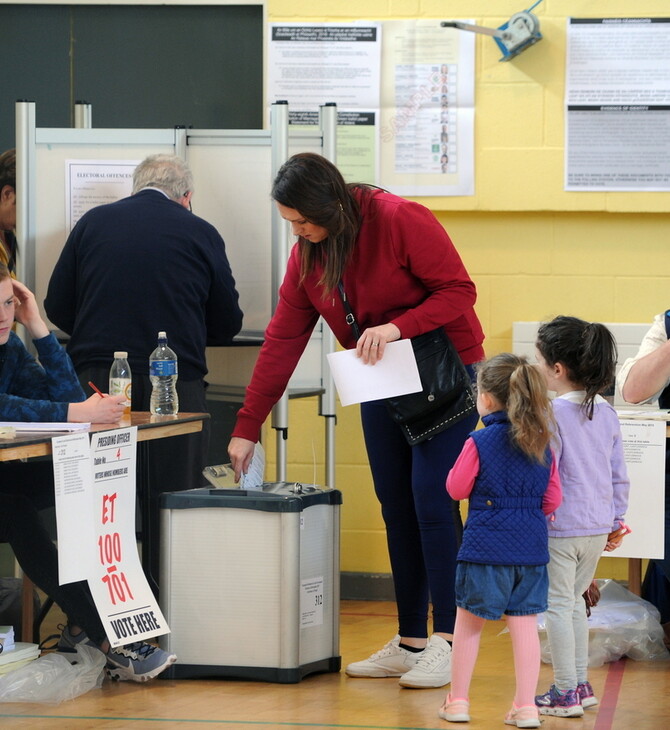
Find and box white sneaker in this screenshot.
[399,634,452,688]
[345,635,423,678]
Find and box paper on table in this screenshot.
[0,642,40,667]
[0,626,14,654]
[615,408,670,421]
[326,339,422,407]
[0,421,90,432]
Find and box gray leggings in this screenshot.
[544,534,607,689]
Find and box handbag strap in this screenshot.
[337,281,362,340]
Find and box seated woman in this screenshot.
[0,264,176,681]
[0,148,18,274]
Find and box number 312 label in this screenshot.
[300,576,325,628]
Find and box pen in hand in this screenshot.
[88,381,107,398]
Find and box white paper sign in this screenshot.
[380,20,475,196]
[52,432,96,584]
[267,23,381,113]
[565,18,670,191]
[53,427,170,647]
[326,339,421,407]
[87,428,170,646]
[614,419,666,559]
[65,159,138,231]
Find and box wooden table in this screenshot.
[0,412,208,642]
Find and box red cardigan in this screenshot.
[233,188,485,442]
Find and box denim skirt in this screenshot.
[455,561,548,620]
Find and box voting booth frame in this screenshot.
[14,100,338,489]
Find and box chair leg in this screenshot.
[21,575,34,643]
[33,596,55,645]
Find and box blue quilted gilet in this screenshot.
[457,411,551,566]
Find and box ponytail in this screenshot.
[477,353,554,463]
[536,316,617,419]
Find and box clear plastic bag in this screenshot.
[0,644,106,704]
[537,579,670,667]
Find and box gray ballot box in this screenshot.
[158,483,342,682]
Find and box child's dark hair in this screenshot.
[536,315,617,420]
[476,353,554,463]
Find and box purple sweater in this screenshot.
[549,393,629,538]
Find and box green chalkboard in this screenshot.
[0,4,263,152]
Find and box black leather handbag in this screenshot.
[337,282,476,446]
[385,327,476,445]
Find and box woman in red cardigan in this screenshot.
[228,153,484,689]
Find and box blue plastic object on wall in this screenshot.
[442,2,543,62]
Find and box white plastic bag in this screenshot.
[0,644,106,704]
[538,579,670,667]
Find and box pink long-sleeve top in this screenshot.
[447,437,563,516]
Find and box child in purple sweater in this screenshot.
[534,316,630,717]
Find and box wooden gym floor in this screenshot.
[1,599,669,729]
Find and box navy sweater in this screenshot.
[45,190,243,381]
[0,332,85,421]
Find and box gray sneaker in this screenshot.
[105,640,177,682]
[399,634,452,688]
[345,635,423,678]
[58,624,176,682]
[57,623,97,652]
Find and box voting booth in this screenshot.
[15,100,339,487]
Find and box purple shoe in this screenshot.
[577,681,599,708]
[535,684,584,717]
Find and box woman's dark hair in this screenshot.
[477,353,554,463]
[0,148,15,192]
[271,152,372,295]
[536,315,617,420]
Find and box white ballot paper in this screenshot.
[241,440,265,491]
[326,339,421,407]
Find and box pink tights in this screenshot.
[450,607,540,708]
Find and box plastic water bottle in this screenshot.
[149,331,179,415]
[109,351,132,418]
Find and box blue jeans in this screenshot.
[360,388,478,637]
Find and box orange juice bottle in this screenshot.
[109,351,132,418]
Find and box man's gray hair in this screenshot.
[132,154,194,200]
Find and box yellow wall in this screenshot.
[264,1,670,581]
